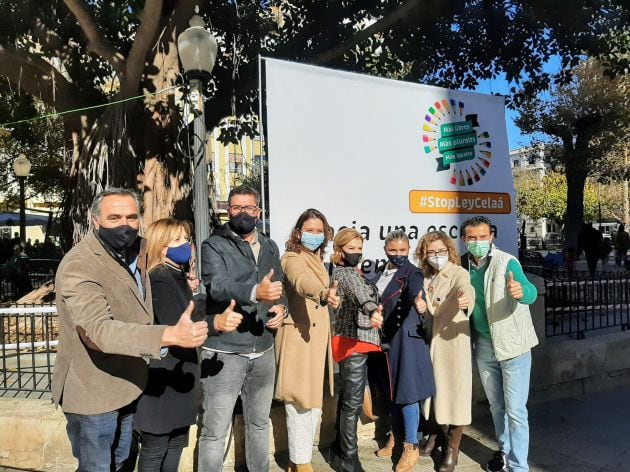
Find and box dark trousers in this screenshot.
[137,426,190,472]
[335,353,368,458]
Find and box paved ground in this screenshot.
[223,385,630,471]
[1,386,628,472]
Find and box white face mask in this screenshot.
[427,255,448,271]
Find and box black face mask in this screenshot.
[97,225,139,252]
[343,252,362,267]
[229,212,257,236]
[387,254,408,268]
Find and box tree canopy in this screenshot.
[0,0,627,246]
[516,59,629,248]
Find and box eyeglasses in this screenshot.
[229,205,259,215]
[427,249,449,257]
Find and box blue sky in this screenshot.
[474,57,561,151]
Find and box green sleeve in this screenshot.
[506,259,537,305]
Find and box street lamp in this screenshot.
[12,153,31,243]
[177,13,217,288]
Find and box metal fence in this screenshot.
[545,271,630,338]
[0,303,58,398]
[0,258,59,301]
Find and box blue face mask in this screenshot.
[467,241,491,258]
[301,232,325,251]
[166,242,192,265]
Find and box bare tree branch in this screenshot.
[63,0,126,74]
[123,0,164,94]
[308,0,423,66]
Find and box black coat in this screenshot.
[135,264,201,434]
[367,260,435,405]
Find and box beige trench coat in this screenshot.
[274,250,335,410]
[423,262,475,426]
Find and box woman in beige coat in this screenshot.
[414,231,475,472]
[275,208,339,472]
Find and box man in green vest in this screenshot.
[460,216,538,472]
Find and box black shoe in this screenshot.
[486,450,508,472]
[327,448,365,472]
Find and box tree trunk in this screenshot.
[564,163,588,251]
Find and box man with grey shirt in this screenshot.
[198,185,287,471]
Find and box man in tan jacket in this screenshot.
[52,188,209,472]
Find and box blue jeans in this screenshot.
[391,402,420,445]
[474,337,532,472]
[197,349,275,472]
[65,405,135,472]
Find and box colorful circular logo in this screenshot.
[421,100,492,186]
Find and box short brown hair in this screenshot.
[285,208,334,258]
[415,231,460,276]
[145,218,191,271]
[331,228,363,265]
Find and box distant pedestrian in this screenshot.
[5,244,31,298]
[577,223,603,277]
[613,224,630,267]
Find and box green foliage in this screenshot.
[0,81,66,207]
[514,171,601,223]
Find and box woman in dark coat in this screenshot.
[135,218,240,472]
[368,230,435,472]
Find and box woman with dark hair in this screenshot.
[369,230,435,472]
[414,231,475,472]
[275,208,339,472]
[328,228,383,472]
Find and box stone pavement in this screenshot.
[1,386,627,472]
[225,385,630,471]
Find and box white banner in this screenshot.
[265,58,517,271]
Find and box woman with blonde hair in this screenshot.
[135,218,242,472]
[275,208,339,472]
[328,228,383,472]
[414,231,475,472]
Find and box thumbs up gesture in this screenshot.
[256,268,283,302]
[507,271,523,300]
[414,290,427,314]
[162,301,209,348]
[457,288,470,310]
[213,299,244,333]
[370,304,384,329]
[325,280,340,309]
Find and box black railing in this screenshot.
[0,258,59,301]
[545,272,630,338]
[0,303,57,398]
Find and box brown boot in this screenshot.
[395,442,419,472]
[376,432,397,457]
[288,462,314,472]
[438,425,464,472]
[419,433,437,456]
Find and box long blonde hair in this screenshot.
[415,231,460,276]
[145,218,191,271]
[331,228,363,265]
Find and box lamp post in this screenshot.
[177,13,217,287]
[12,154,31,243]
